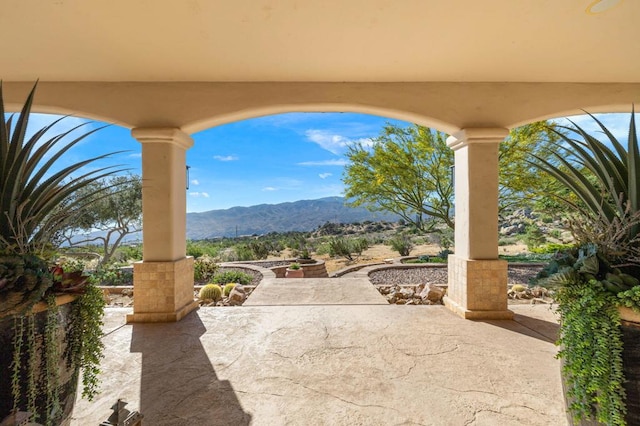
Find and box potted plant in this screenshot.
[285,262,304,278]
[532,110,640,425]
[0,83,123,425]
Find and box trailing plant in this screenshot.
[0,83,118,422]
[68,283,106,400]
[531,111,640,425]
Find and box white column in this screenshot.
[445,128,513,320]
[127,128,198,323]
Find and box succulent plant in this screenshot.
[223,283,236,297]
[198,284,222,302]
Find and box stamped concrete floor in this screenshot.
[71,302,566,426]
[244,277,388,306]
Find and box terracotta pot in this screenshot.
[285,268,304,278]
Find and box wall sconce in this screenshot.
[186,165,191,190]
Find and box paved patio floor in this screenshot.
[71,300,566,425]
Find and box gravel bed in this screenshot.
[368,265,544,286]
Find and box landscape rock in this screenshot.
[228,285,246,306]
[419,284,445,303]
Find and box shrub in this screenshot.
[329,237,369,261]
[212,270,252,285]
[194,256,219,283]
[89,264,133,286]
[199,284,222,301]
[388,234,413,256]
[523,224,546,249]
[223,283,237,296]
[530,243,574,254]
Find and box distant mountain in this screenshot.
[186,197,400,239]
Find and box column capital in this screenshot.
[131,127,194,150]
[446,128,509,151]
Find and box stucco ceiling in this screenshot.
[1,0,638,83]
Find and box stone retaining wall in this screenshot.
[272,260,328,278]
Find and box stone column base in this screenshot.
[126,257,199,323]
[445,255,513,320]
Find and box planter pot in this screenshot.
[620,307,640,426]
[0,295,80,426]
[285,268,304,278]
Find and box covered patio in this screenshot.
[1,1,639,424]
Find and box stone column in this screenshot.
[126,128,198,323]
[444,128,513,320]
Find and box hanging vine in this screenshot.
[10,316,24,412]
[44,295,61,425]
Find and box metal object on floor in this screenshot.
[99,400,143,426]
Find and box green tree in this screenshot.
[498,121,562,214]
[343,122,561,232]
[61,175,142,265]
[343,125,454,232]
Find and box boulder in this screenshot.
[228,285,246,306]
[419,284,445,304]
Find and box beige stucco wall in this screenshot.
[2,82,639,135]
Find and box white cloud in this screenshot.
[297,159,348,167]
[305,129,373,155]
[128,153,142,158]
[319,173,332,179]
[190,179,200,186]
[189,192,210,198]
[262,187,277,191]
[213,155,239,161]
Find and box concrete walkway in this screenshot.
[71,303,566,425]
[244,277,388,305]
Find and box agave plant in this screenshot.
[0,83,124,316]
[531,110,640,265]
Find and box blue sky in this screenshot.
[14,110,639,213]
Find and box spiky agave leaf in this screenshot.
[530,109,640,245]
[0,82,127,314]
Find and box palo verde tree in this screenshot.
[344,125,453,232]
[60,174,142,265]
[343,122,561,233]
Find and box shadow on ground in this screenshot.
[130,313,252,425]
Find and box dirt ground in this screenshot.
[274,243,531,275]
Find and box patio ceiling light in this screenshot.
[586,0,623,14]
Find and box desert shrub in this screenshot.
[89,264,133,286]
[530,243,574,254]
[388,234,413,256]
[199,284,222,301]
[248,241,270,259]
[523,224,546,249]
[194,256,219,283]
[233,245,255,261]
[212,270,252,285]
[329,237,369,261]
[114,245,143,262]
[498,236,518,246]
[315,242,332,256]
[548,229,562,240]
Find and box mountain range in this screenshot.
[186,197,400,239]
